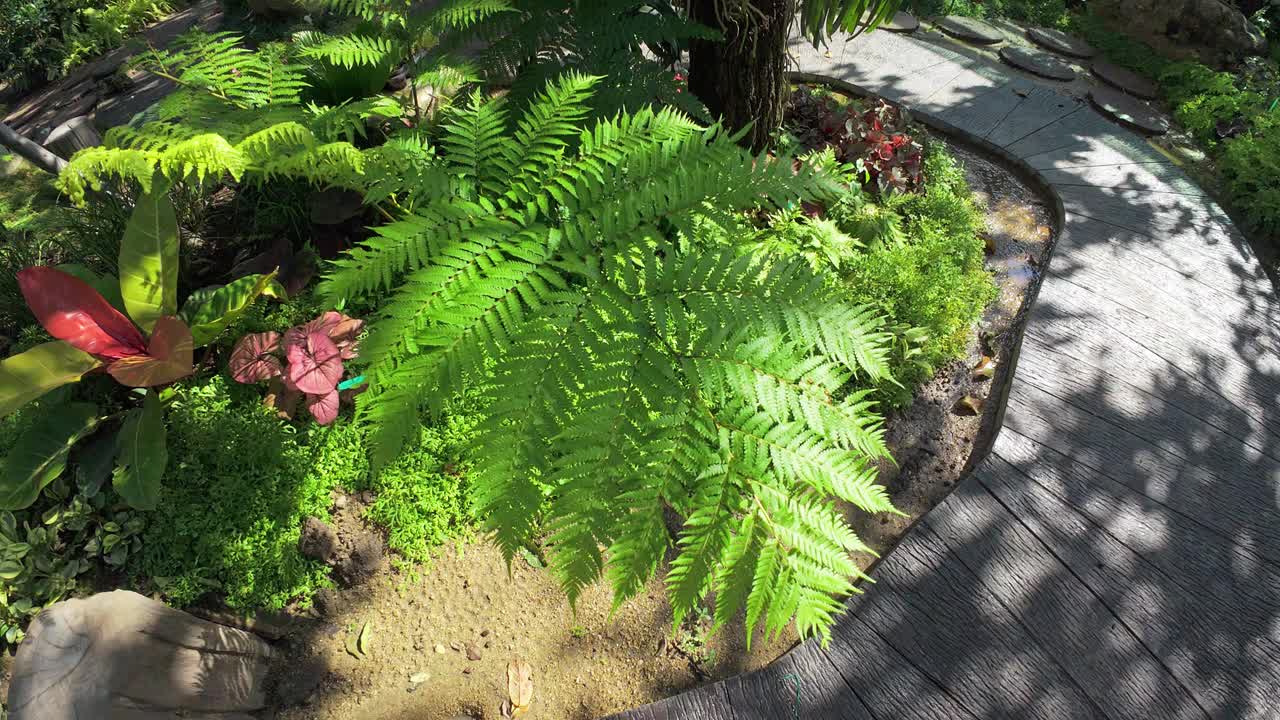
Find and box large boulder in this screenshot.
[7,590,273,720]
[1090,0,1267,59]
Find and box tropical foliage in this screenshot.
[318,73,904,644]
[0,190,281,511]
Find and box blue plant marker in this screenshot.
[783,673,802,720]
[338,375,366,391]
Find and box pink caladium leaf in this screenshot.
[229,331,283,384]
[286,331,343,395]
[305,389,340,425]
[285,312,364,360]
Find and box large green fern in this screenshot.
[321,73,904,645]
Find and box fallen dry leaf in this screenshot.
[972,356,996,380]
[954,395,983,416]
[507,658,534,715]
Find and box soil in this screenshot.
[260,131,1059,720]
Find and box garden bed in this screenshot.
[261,91,1059,720]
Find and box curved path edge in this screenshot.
[611,29,1280,720]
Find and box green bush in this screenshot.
[1159,62,1264,147]
[842,145,995,394]
[1221,114,1280,238]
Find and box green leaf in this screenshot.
[75,431,118,496]
[0,561,22,581]
[0,342,102,419]
[56,264,126,313]
[0,402,101,510]
[119,190,180,333]
[182,272,280,347]
[113,391,167,510]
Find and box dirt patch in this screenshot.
[262,135,1057,720]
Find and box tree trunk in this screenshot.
[0,121,67,175]
[688,0,795,152]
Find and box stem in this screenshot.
[0,121,68,175]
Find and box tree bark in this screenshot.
[688,0,795,152]
[0,121,67,175]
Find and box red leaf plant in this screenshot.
[17,267,194,387]
[228,312,364,425]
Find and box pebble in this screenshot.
[434,643,447,654]
[466,643,482,661]
[409,671,430,684]
[450,640,463,651]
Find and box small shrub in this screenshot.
[843,145,995,396]
[1221,115,1280,238]
[1159,62,1263,146]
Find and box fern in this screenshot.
[321,75,906,645]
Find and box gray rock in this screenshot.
[45,116,102,159]
[7,590,272,720]
[1088,0,1266,57]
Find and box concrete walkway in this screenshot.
[613,28,1280,720]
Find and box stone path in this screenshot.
[612,27,1280,720]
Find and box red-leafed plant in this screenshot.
[229,312,364,425]
[0,189,282,511]
[785,86,924,195]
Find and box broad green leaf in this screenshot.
[75,430,118,496]
[56,264,125,313]
[0,342,102,419]
[119,190,179,333]
[182,272,280,347]
[0,403,101,510]
[113,391,166,510]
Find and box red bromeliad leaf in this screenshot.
[305,389,340,425]
[107,316,195,387]
[229,331,283,384]
[286,331,343,395]
[17,267,147,360]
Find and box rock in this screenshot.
[409,671,430,684]
[308,188,365,225]
[858,10,918,32]
[999,47,1076,81]
[1088,0,1266,58]
[299,516,340,564]
[333,493,349,510]
[466,643,482,661]
[44,116,102,158]
[1089,87,1170,135]
[935,16,1004,45]
[335,533,383,587]
[1090,60,1159,100]
[8,590,272,720]
[1027,27,1095,58]
[434,643,447,654]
